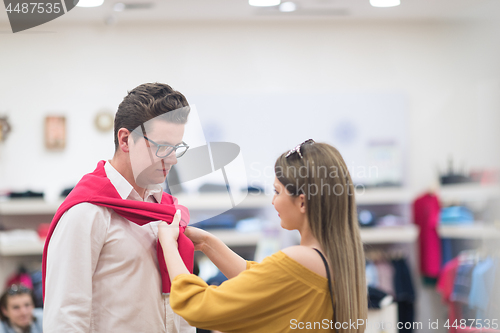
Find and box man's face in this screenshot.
[1,294,34,329]
[129,120,185,189]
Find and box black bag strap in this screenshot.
[313,248,338,332]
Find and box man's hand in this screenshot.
[158,209,191,281]
[158,209,181,247]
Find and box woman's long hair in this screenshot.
[275,142,367,333]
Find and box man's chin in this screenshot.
[137,176,168,188]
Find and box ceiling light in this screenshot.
[249,0,280,7]
[113,3,125,11]
[76,0,104,7]
[279,1,296,12]
[369,0,400,8]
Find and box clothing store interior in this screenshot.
[1,0,500,332]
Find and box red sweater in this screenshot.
[42,160,194,298]
[413,193,441,278]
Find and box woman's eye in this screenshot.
[274,189,279,194]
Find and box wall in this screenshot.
[0,19,499,197]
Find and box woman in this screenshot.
[159,140,367,332]
[0,285,42,333]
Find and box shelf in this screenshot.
[355,188,413,205]
[0,189,416,215]
[0,194,271,216]
[0,225,421,256]
[438,223,500,239]
[175,193,271,210]
[208,229,262,247]
[360,225,418,244]
[439,184,500,203]
[0,199,63,215]
[0,230,262,256]
[0,240,45,256]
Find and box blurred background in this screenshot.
[0,0,499,332]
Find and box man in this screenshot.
[43,83,195,332]
[0,285,42,333]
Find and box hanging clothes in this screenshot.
[375,260,395,296]
[437,257,460,333]
[468,257,499,321]
[366,261,379,288]
[413,193,441,280]
[392,258,416,333]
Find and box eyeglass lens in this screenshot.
[157,145,188,158]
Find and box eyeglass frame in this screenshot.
[142,135,189,159]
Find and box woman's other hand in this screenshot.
[184,226,211,252]
[158,209,181,246]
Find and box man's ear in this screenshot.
[117,128,131,153]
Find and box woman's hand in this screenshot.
[158,209,181,247]
[184,226,212,252]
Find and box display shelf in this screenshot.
[438,223,500,239]
[439,183,500,203]
[360,225,418,244]
[0,189,416,216]
[208,229,262,247]
[0,194,271,216]
[355,188,412,205]
[175,193,271,210]
[0,225,421,256]
[0,230,261,256]
[0,240,44,256]
[0,198,63,215]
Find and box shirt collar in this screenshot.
[104,161,163,203]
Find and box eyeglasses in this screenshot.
[7,284,30,296]
[142,136,189,158]
[285,139,315,159]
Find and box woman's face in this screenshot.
[272,177,304,231]
[2,294,34,329]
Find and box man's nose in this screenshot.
[164,153,178,165]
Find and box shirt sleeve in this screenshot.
[169,255,296,332]
[43,203,109,333]
[246,260,259,269]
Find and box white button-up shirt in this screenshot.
[44,161,195,333]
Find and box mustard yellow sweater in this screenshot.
[170,251,334,333]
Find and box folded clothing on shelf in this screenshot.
[0,229,41,245]
[440,206,474,224]
[8,190,44,198]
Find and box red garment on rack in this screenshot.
[438,257,460,333]
[42,160,194,299]
[413,193,441,278]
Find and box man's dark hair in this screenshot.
[114,83,190,151]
